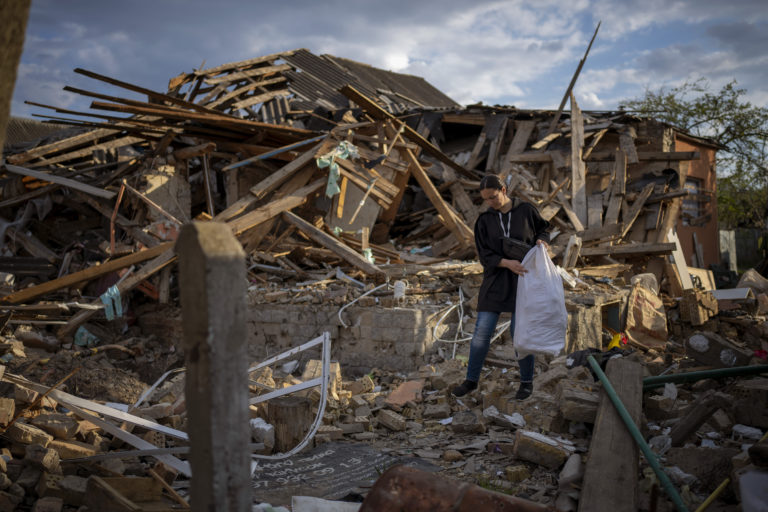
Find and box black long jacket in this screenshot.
[475,198,550,312]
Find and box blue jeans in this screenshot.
[466,311,534,384]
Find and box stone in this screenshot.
[558,454,584,490]
[32,497,63,512]
[14,387,55,409]
[505,465,530,483]
[377,409,406,431]
[513,430,569,470]
[443,450,463,462]
[354,405,372,417]
[134,403,173,420]
[15,466,42,492]
[0,399,14,427]
[487,442,515,456]
[709,409,733,432]
[249,418,274,451]
[0,491,21,512]
[37,474,87,506]
[350,396,368,408]
[24,445,61,473]
[559,386,600,424]
[30,415,79,440]
[450,411,485,434]
[423,403,451,420]
[536,366,569,393]
[5,423,53,447]
[47,440,98,460]
[352,432,375,441]
[0,474,10,491]
[643,394,679,421]
[666,446,740,491]
[346,375,374,396]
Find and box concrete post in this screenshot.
[177,222,250,511]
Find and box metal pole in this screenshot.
[643,364,768,391]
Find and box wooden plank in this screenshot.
[5,227,59,262]
[6,128,119,165]
[2,242,173,305]
[205,77,287,108]
[693,232,705,268]
[339,85,474,179]
[281,211,384,277]
[402,148,472,248]
[603,149,627,227]
[203,63,292,85]
[580,242,675,257]
[587,193,603,230]
[4,164,115,199]
[530,131,561,150]
[582,128,607,160]
[563,235,582,269]
[57,248,176,339]
[231,89,290,110]
[585,151,700,162]
[570,93,587,227]
[485,117,509,173]
[579,358,641,512]
[500,120,536,176]
[555,190,585,232]
[194,50,295,78]
[508,152,554,163]
[667,229,693,289]
[619,128,639,164]
[28,135,145,168]
[227,179,325,237]
[620,183,654,238]
[214,143,321,222]
[465,128,488,170]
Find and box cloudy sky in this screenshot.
[10,0,768,120]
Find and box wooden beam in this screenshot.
[203,64,292,85]
[579,357,641,512]
[603,149,627,227]
[402,148,473,248]
[570,93,587,227]
[580,242,675,257]
[2,242,173,305]
[3,164,115,199]
[586,151,700,162]
[281,212,383,277]
[6,128,119,165]
[500,120,536,177]
[620,183,654,238]
[227,179,325,237]
[339,85,475,179]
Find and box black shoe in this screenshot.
[515,382,533,401]
[451,380,478,397]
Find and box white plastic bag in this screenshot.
[513,244,567,357]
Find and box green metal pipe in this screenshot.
[643,364,768,391]
[587,355,689,512]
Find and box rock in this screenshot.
[15,466,42,492]
[249,418,275,451]
[352,432,375,441]
[32,496,63,512]
[0,491,22,512]
[535,366,569,393]
[30,414,79,440]
[513,430,569,469]
[316,425,343,441]
[24,445,61,474]
[423,403,451,420]
[0,474,10,491]
[5,423,53,447]
[443,450,463,462]
[339,423,364,435]
[558,454,584,490]
[450,411,485,434]
[643,394,679,421]
[559,385,599,424]
[505,465,530,482]
[346,375,374,396]
[36,474,87,507]
[377,409,406,431]
[354,405,372,417]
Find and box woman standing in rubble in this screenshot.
[452,174,550,400]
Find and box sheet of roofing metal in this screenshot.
[328,56,459,108]
[283,70,349,108]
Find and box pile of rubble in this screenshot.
[0,49,766,510]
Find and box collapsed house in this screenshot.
[0,49,765,511]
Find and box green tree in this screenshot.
[622,78,768,228]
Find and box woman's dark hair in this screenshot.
[479,174,504,190]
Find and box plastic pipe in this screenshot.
[643,364,768,391]
[587,355,689,512]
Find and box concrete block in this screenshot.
[377,409,406,431]
[6,423,53,447]
[316,425,343,441]
[24,445,60,474]
[47,440,98,460]
[385,380,423,409]
[32,496,63,512]
[513,430,569,469]
[505,465,531,483]
[423,403,451,420]
[450,411,485,434]
[536,366,569,393]
[559,386,600,424]
[16,465,42,492]
[339,423,364,435]
[644,394,680,421]
[352,432,376,441]
[36,474,86,507]
[30,414,79,440]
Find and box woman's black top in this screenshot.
[474,198,550,312]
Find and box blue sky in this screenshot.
[10,0,768,120]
